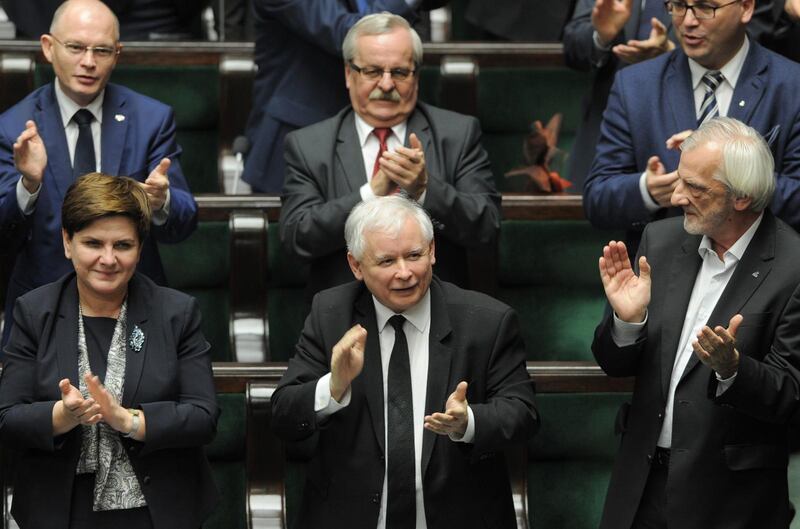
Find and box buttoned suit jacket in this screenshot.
[271,277,539,529]
[583,42,800,234]
[279,102,501,298]
[0,272,219,529]
[0,82,198,346]
[592,211,800,529]
[241,0,417,192]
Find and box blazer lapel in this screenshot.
[100,85,129,178]
[680,213,775,380]
[121,275,151,407]
[35,84,72,199]
[336,111,369,192]
[664,53,699,135]
[659,234,703,400]
[405,107,432,162]
[727,44,766,125]
[421,280,453,479]
[56,278,80,385]
[353,287,386,454]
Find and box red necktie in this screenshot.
[372,128,392,178]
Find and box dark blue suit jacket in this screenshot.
[0,272,219,529]
[584,42,800,232]
[242,0,417,192]
[0,82,198,346]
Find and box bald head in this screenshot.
[50,0,120,41]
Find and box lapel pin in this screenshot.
[129,325,145,352]
[738,100,745,107]
[115,114,125,122]
[752,271,760,278]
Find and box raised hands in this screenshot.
[141,157,171,211]
[645,155,679,207]
[14,120,48,193]
[613,17,675,64]
[53,378,102,435]
[599,240,651,323]
[424,381,469,437]
[592,0,634,46]
[330,324,368,402]
[692,314,742,379]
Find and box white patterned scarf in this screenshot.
[75,300,147,511]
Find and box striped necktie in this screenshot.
[697,71,725,126]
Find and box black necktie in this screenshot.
[386,315,415,529]
[72,109,96,179]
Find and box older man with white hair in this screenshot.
[594,117,800,529]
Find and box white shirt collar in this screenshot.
[373,289,431,335]
[54,81,105,129]
[698,210,764,263]
[354,112,408,148]
[689,35,749,91]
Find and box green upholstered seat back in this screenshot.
[159,221,231,361]
[497,220,623,361]
[35,64,221,193]
[528,392,629,528]
[204,392,247,529]
[477,68,591,190]
[267,224,310,361]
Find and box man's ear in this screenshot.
[429,239,436,266]
[733,195,752,212]
[347,252,364,281]
[41,34,55,64]
[344,63,352,90]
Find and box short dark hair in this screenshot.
[62,173,150,242]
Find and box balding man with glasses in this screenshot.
[0,0,197,349]
[279,13,500,300]
[582,0,800,258]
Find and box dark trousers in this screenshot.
[631,448,669,529]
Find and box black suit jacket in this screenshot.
[592,211,800,529]
[272,277,538,529]
[0,273,219,529]
[279,102,501,298]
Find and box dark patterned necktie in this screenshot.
[386,314,415,529]
[72,109,96,179]
[697,71,725,126]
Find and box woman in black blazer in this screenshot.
[0,173,219,529]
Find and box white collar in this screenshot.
[373,288,431,335]
[698,210,763,263]
[354,112,408,148]
[54,81,105,130]
[688,35,750,90]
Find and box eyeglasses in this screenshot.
[48,34,119,60]
[349,62,417,82]
[664,0,741,20]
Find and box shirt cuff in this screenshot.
[592,30,613,51]
[715,371,737,396]
[360,182,377,202]
[314,373,351,420]
[611,311,648,347]
[449,406,475,443]
[639,170,662,213]
[151,189,170,226]
[16,176,40,215]
[416,188,427,205]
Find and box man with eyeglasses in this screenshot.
[279,13,500,300]
[582,0,800,258]
[0,0,197,349]
[241,0,436,193]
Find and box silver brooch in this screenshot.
[129,325,145,352]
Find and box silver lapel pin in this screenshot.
[129,325,145,352]
[752,271,760,278]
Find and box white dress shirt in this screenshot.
[612,213,763,447]
[16,82,169,224]
[313,290,476,529]
[639,37,750,211]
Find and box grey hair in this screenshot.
[50,0,121,41]
[342,12,423,67]
[681,117,775,212]
[345,196,434,260]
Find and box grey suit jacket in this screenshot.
[592,211,800,529]
[279,102,501,298]
[272,277,539,529]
